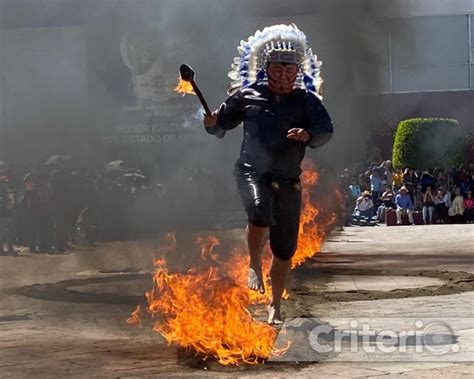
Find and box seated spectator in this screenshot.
[448,187,465,223]
[422,186,436,224]
[353,190,374,225]
[414,185,424,211]
[376,186,396,222]
[395,186,414,225]
[464,190,474,223]
[434,187,450,223]
[381,186,396,207]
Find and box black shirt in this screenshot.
[206,83,333,180]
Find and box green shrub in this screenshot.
[392,118,464,169]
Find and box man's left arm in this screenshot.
[303,92,334,149]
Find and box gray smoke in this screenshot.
[4,0,468,235]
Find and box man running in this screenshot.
[203,24,333,324]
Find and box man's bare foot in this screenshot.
[248,264,265,294]
[267,304,283,325]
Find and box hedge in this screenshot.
[392,118,464,169]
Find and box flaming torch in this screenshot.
[175,64,212,117]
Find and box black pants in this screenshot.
[464,208,474,222]
[26,209,52,252]
[234,166,302,261]
[52,209,69,252]
[435,203,448,221]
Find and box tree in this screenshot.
[392,118,464,169]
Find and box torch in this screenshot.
[178,64,212,117]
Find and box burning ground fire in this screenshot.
[128,160,337,365]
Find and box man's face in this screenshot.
[267,62,298,95]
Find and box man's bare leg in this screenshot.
[267,256,291,325]
[247,223,268,294]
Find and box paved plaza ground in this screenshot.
[0,224,472,378]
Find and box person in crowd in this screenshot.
[435,167,447,189]
[469,162,474,186]
[434,187,450,223]
[353,190,375,225]
[49,168,70,253]
[75,207,100,247]
[422,186,436,224]
[395,186,414,225]
[349,179,361,199]
[448,187,465,223]
[381,185,396,206]
[415,168,422,181]
[420,169,435,193]
[463,172,472,195]
[413,185,424,212]
[445,186,453,207]
[464,190,474,223]
[446,167,455,190]
[376,185,395,222]
[347,178,361,225]
[370,166,384,206]
[380,160,393,188]
[392,168,404,190]
[338,170,352,227]
[359,171,371,191]
[23,170,52,253]
[349,178,362,199]
[403,168,418,202]
[456,166,469,193]
[0,169,17,256]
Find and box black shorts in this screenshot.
[234,166,302,261]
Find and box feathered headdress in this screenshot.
[227,24,323,97]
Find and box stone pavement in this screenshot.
[0,224,472,378]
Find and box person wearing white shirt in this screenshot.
[353,191,374,225]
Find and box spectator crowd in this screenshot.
[0,156,234,256]
[1,155,471,256]
[340,160,474,226]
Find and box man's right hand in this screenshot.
[203,111,218,128]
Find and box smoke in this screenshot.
[2,0,470,236]
[182,107,203,130]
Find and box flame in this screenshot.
[196,235,220,261]
[174,78,196,96]
[148,259,284,365]
[292,160,337,268]
[129,160,337,365]
[127,304,143,327]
